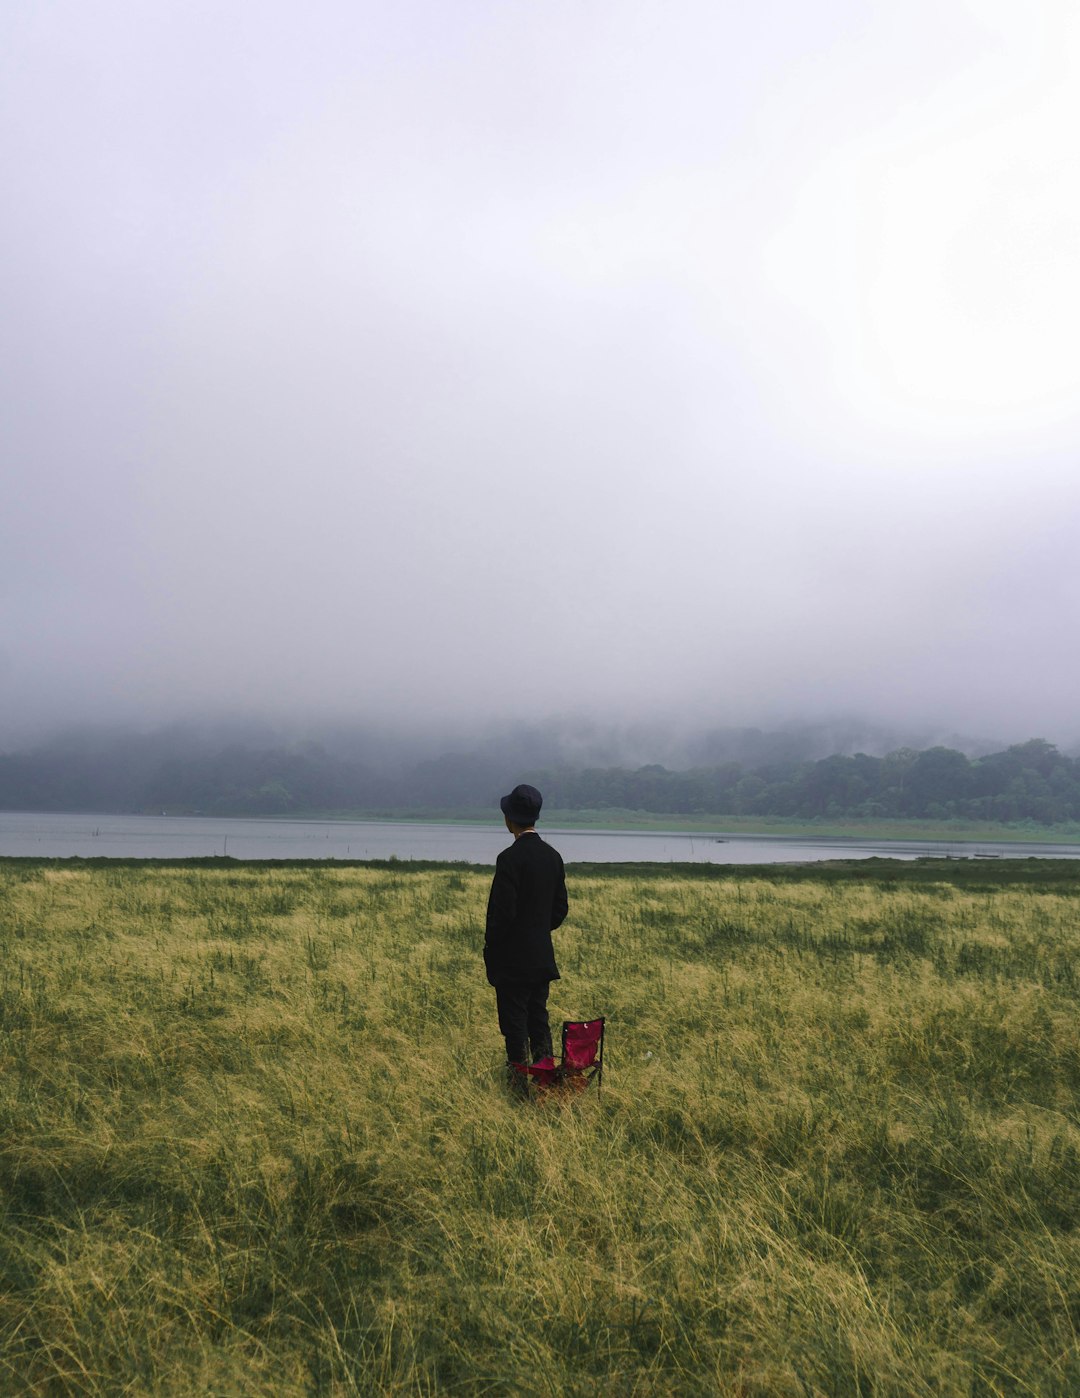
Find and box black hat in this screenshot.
[500,783,543,826]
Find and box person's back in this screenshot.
[484,784,568,1082]
[484,829,567,984]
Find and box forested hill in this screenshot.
[538,740,1077,823]
[1,734,1079,825]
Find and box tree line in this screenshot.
[1,734,1079,825]
[533,739,1078,824]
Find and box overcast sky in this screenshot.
[3,0,1079,748]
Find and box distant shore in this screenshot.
[91,806,1080,844]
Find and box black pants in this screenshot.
[495,979,553,1065]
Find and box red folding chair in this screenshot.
[560,1018,605,1091]
[514,1017,605,1095]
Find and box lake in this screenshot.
[1,811,1079,863]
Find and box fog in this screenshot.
[4,1,1079,752]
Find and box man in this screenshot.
[485,783,568,1087]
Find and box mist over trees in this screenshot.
[1,723,1079,826]
[535,740,1079,825]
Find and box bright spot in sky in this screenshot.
[768,1,1080,445]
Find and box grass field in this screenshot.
[1,856,1079,1395]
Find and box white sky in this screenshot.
[2,0,1079,745]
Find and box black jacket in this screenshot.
[484,832,568,985]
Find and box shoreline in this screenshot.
[3,805,1080,846]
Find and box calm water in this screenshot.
[2,811,1079,863]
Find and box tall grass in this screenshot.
[1,858,1078,1394]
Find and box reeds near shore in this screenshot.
[1,859,1078,1394]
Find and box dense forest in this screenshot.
[536,739,1077,823]
[1,731,1079,825]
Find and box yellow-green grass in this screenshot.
[1,858,1079,1395]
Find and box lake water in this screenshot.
[1,810,1078,864]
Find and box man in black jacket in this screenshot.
[485,783,568,1079]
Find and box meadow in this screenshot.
[1,856,1078,1396]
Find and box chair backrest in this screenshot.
[561,1018,605,1084]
